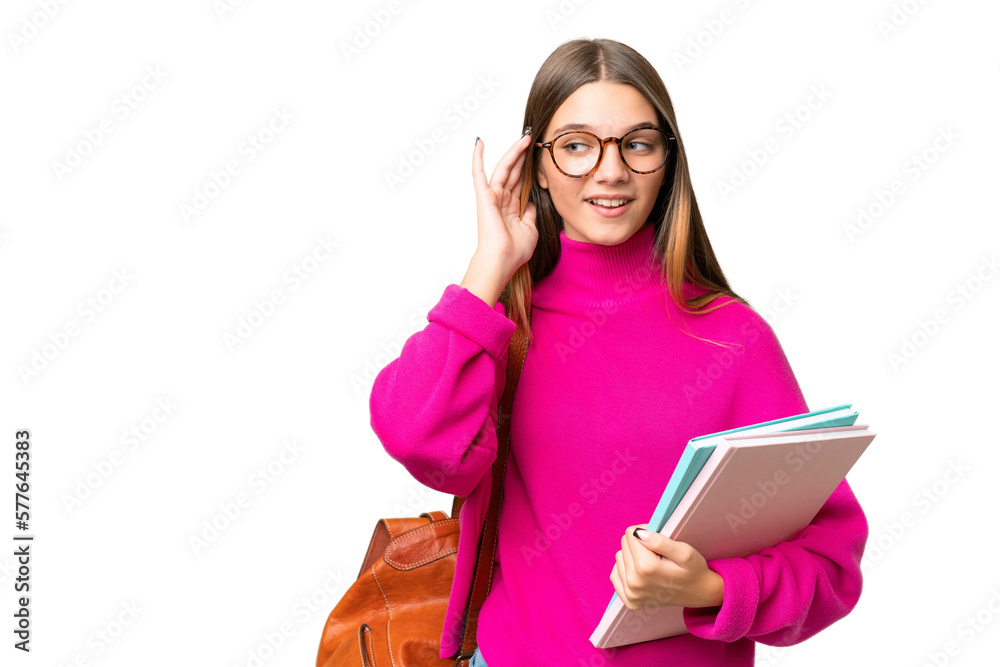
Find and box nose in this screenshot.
[593,140,629,182]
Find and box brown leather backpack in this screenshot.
[316,320,530,666]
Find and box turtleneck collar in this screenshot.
[532,222,666,310]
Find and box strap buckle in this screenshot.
[454,651,475,666]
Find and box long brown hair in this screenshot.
[501,37,747,347]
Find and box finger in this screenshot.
[625,525,653,555]
[620,532,638,582]
[609,560,628,607]
[629,529,665,584]
[502,138,531,196]
[613,549,633,606]
[648,535,691,568]
[488,132,532,193]
[471,137,489,196]
[630,525,676,561]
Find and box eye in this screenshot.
[625,140,652,152]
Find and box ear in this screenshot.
[536,161,549,190]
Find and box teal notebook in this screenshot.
[602,403,859,616]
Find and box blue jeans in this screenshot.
[470,646,488,667]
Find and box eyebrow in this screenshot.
[550,121,660,135]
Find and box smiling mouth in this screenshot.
[586,198,632,208]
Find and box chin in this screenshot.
[579,222,637,245]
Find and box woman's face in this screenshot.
[536,81,668,246]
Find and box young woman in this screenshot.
[370,37,867,666]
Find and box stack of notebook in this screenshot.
[589,404,875,648]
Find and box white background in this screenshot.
[2,0,998,665]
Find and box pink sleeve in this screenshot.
[369,284,517,498]
[683,310,869,645]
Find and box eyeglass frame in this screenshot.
[534,126,676,178]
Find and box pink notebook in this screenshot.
[590,424,875,648]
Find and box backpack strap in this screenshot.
[453,314,530,664]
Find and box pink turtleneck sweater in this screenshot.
[369,222,868,665]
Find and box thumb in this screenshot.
[633,527,683,561]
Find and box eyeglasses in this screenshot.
[535,127,675,178]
